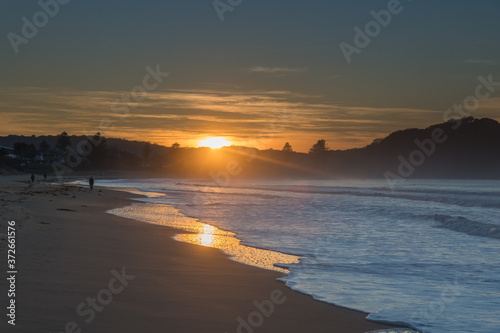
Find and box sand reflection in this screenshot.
[108,203,300,273]
[176,231,299,273]
[197,224,216,247]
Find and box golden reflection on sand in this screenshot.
[197,224,216,247]
[176,229,299,273]
[108,203,300,273]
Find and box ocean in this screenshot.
[98,178,500,333]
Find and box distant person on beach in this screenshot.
[31,174,35,183]
[44,173,47,181]
[89,177,94,191]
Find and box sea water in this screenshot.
[100,178,500,333]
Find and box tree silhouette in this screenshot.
[142,142,151,162]
[13,143,37,160]
[56,132,71,151]
[27,144,37,159]
[171,142,180,149]
[282,142,294,153]
[88,132,109,169]
[39,139,50,153]
[308,139,329,154]
[13,142,29,159]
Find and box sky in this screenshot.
[1,0,499,152]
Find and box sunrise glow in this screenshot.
[198,137,231,149]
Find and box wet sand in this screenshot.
[0,175,403,332]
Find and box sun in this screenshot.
[198,137,231,149]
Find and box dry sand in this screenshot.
[0,175,403,332]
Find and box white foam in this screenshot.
[99,178,500,333]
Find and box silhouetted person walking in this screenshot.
[89,177,94,191]
[43,173,47,181]
[31,174,35,183]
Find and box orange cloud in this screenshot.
[2,86,483,151]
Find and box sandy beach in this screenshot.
[0,175,402,333]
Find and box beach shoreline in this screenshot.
[0,174,406,332]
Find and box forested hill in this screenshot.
[1,117,499,179]
[335,117,500,178]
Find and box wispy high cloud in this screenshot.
[0,86,461,151]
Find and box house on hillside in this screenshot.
[0,145,19,159]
